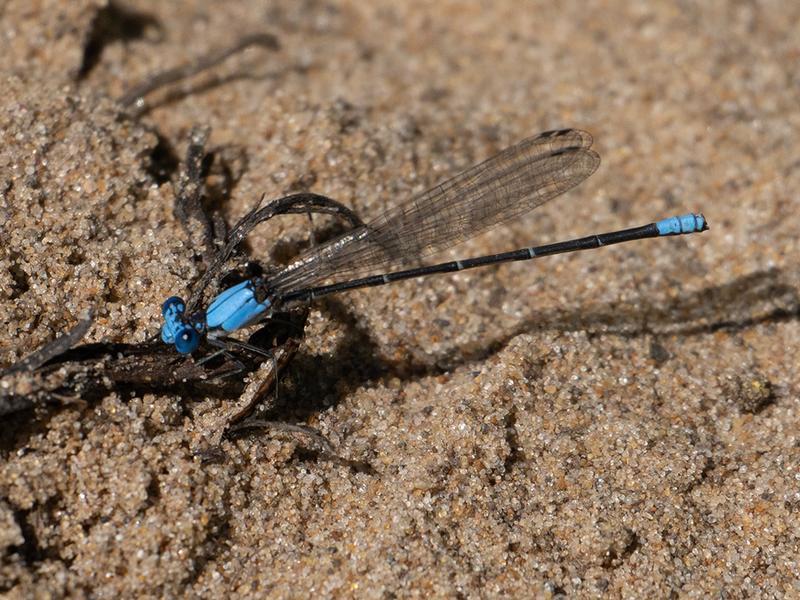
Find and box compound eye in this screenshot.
[162,296,185,317]
[174,327,200,354]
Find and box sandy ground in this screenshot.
[1,0,798,597]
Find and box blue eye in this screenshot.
[174,327,200,354]
[161,297,186,344]
[162,296,185,317]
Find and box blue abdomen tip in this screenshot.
[656,213,706,236]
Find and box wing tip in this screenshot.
[537,128,594,149]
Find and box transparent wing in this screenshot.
[267,129,600,296]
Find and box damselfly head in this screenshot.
[160,296,203,354]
